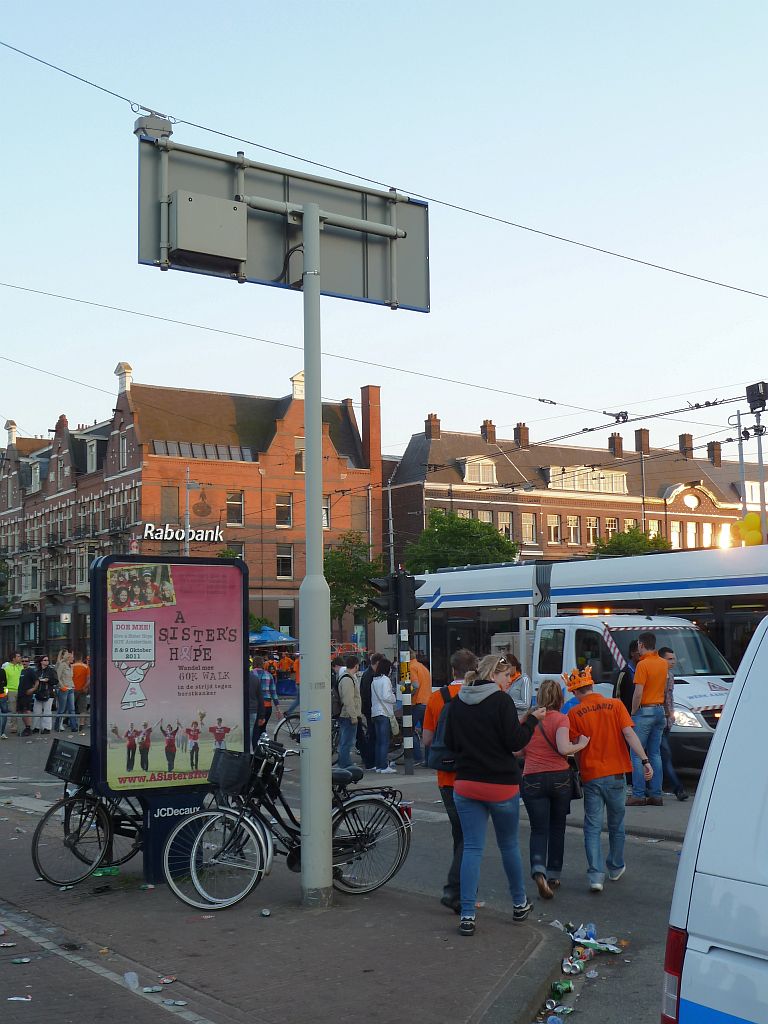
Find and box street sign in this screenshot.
[136,123,430,312]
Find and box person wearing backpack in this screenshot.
[371,657,397,773]
[32,654,58,735]
[422,648,478,914]
[337,655,362,769]
[442,653,547,937]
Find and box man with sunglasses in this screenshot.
[1,653,23,734]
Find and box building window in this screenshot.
[279,606,295,635]
[702,522,713,548]
[276,493,293,528]
[648,519,661,538]
[522,512,537,545]
[119,434,128,471]
[549,467,628,494]
[226,491,244,526]
[30,463,40,493]
[57,459,65,490]
[686,521,697,549]
[547,514,561,544]
[456,509,472,519]
[477,510,492,524]
[719,523,731,548]
[586,516,599,545]
[567,515,581,545]
[624,518,637,532]
[87,441,97,474]
[322,495,331,530]
[276,544,293,579]
[498,511,512,539]
[294,438,305,474]
[6,475,11,507]
[605,517,619,539]
[464,459,497,485]
[670,521,682,549]
[227,541,245,558]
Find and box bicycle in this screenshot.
[274,713,341,763]
[162,737,412,910]
[31,740,144,887]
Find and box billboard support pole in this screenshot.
[298,203,333,907]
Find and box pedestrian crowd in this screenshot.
[0,649,90,737]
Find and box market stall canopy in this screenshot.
[249,626,298,646]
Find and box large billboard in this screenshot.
[91,555,248,792]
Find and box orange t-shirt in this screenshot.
[568,693,633,782]
[72,663,90,692]
[409,660,433,705]
[292,658,300,684]
[633,652,668,706]
[423,682,462,788]
[278,655,294,674]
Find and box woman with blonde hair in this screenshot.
[54,648,77,733]
[442,653,546,937]
[521,678,589,899]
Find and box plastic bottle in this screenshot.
[585,921,597,939]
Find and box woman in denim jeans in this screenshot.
[443,654,546,937]
[521,679,589,899]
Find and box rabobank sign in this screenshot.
[143,523,223,542]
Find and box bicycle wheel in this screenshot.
[331,718,340,766]
[274,714,300,745]
[32,795,111,886]
[163,810,267,910]
[331,797,410,894]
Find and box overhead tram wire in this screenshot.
[3,39,768,305]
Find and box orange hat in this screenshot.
[563,666,594,692]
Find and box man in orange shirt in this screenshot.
[567,667,652,892]
[422,648,478,914]
[627,631,668,806]
[72,653,90,731]
[408,650,432,764]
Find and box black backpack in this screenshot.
[36,675,52,702]
[426,686,458,771]
[330,672,343,718]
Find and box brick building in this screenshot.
[388,414,760,567]
[0,364,382,656]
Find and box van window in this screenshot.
[575,629,614,683]
[538,628,565,674]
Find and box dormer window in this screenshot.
[30,463,40,493]
[119,434,128,471]
[87,440,98,474]
[463,458,496,485]
[57,458,65,490]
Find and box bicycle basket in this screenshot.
[44,738,91,784]
[208,749,252,795]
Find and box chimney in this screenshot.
[114,362,133,394]
[514,422,530,449]
[425,413,441,440]
[481,419,496,445]
[679,433,694,460]
[290,371,305,400]
[4,420,17,447]
[707,440,722,467]
[634,428,650,454]
[361,386,381,479]
[608,432,624,458]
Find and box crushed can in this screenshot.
[551,980,574,998]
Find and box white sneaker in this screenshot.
[590,882,604,892]
[377,766,397,774]
[0,734,7,739]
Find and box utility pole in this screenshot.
[735,411,748,517]
[387,479,395,573]
[183,466,200,557]
[755,412,768,543]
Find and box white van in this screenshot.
[662,615,768,1024]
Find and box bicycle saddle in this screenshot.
[331,766,364,786]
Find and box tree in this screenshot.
[592,526,672,557]
[323,530,386,629]
[404,509,518,573]
[218,547,241,559]
[249,613,275,631]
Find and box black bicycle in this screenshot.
[162,737,412,909]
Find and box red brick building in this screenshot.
[388,414,758,567]
[0,364,382,656]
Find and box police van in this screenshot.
[662,613,768,1024]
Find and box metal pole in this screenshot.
[367,483,373,558]
[298,203,332,908]
[755,412,768,543]
[184,466,190,557]
[387,479,395,573]
[737,410,748,517]
[399,619,413,776]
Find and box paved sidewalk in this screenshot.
[0,801,570,1024]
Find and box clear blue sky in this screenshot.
[2,1,767,462]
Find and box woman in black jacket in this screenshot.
[443,654,546,936]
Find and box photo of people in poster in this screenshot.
[104,560,246,792]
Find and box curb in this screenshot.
[475,922,571,1024]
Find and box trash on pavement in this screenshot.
[139,883,155,891]
[586,969,599,979]
[585,922,597,939]
[12,958,31,964]
[0,942,17,947]
[92,866,120,877]
[123,972,139,990]
[646,838,661,843]
[159,975,177,985]
[162,1000,188,1006]
[98,948,109,955]
[260,908,271,917]
[549,919,567,931]
[58,885,74,892]
[143,986,163,993]
[551,980,574,997]
[7,995,32,1001]
[546,1016,564,1024]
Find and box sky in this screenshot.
[2,2,768,465]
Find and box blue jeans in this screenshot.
[373,716,391,770]
[583,775,626,885]
[411,702,426,762]
[521,770,572,880]
[660,728,683,793]
[0,696,7,736]
[631,705,665,797]
[54,689,77,732]
[337,718,357,768]
[285,694,300,715]
[454,792,526,918]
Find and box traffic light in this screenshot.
[396,572,423,632]
[746,381,768,413]
[368,574,398,634]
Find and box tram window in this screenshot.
[538,628,565,674]
[575,629,613,682]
